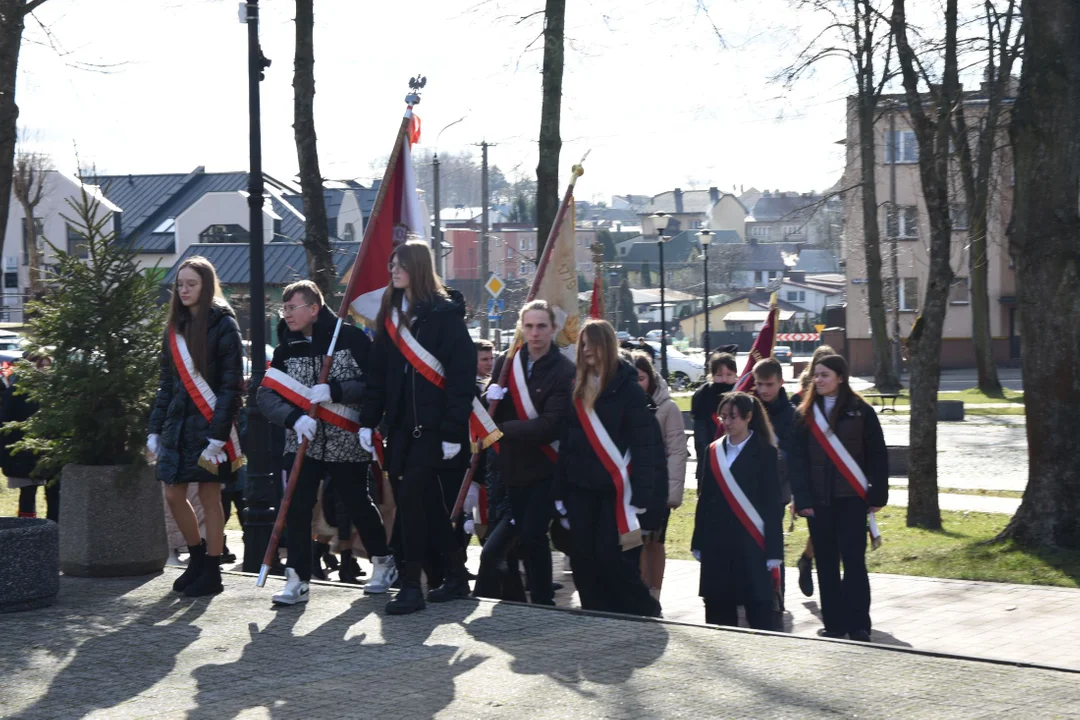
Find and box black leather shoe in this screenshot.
[817,628,845,639]
[797,555,814,597]
[385,562,425,615]
[848,629,871,642]
[428,576,470,603]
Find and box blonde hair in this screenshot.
[573,319,619,411]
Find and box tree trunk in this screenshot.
[859,92,900,393]
[0,2,29,263]
[535,0,565,262]
[968,214,1002,394]
[292,0,336,301]
[999,0,1080,549]
[24,206,39,294]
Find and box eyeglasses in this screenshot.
[278,302,314,318]
[387,261,407,272]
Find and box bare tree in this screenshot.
[0,0,52,263]
[535,0,565,261]
[998,0,1080,549]
[293,0,336,300]
[11,149,49,296]
[779,0,900,392]
[892,0,961,529]
[952,0,1022,396]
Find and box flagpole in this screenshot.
[450,161,585,521]
[256,102,417,588]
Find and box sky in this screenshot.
[16,0,867,205]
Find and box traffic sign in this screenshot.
[484,273,505,299]
[814,324,825,333]
[487,298,504,315]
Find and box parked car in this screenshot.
[646,341,705,389]
[616,331,631,342]
[774,345,793,363]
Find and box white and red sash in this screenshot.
[708,438,766,551]
[385,308,502,449]
[261,368,363,434]
[507,349,559,463]
[574,398,641,550]
[810,404,883,547]
[168,327,244,474]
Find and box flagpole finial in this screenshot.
[406,74,427,106]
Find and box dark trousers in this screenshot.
[285,458,388,582]
[391,462,457,566]
[473,514,527,602]
[222,490,246,530]
[807,496,871,634]
[566,486,660,618]
[509,478,555,605]
[703,594,774,630]
[425,466,470,586]
[18,486,36,515]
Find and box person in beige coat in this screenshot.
[633,352,688,599]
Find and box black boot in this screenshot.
[173,540,207,593]
[385,561,425,615]
[427,550,471,603]
[312,542,330,581]
[220,538,236,565]
[184,555,224,597]
[338,549,365,584]
[798,554,814,597]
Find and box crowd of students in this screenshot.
[148,242,888,640]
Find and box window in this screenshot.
[885,129,919,163]
[584,262,592,272]
[769,271,781,280]
[199,224,250,244]
[782,224,804,237]
[4,272,17,289]
[786,290,806,303]
[342,223,355,242]
[756,271,767,283]
[886,205,919,239]
[951,204,969,230]
[949,276,969,304]
[67,224,89,259]
[749,225,771,238]
[886,277,919,311]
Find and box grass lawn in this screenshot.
[667,489,1079,588]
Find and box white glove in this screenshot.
[309,383,332,405]
[442,442,461,460]
[766,559,783,571]
[146,434,161,458]
[486,384,506,401]
[463,482,480,516]
[200,438,228,466]
[358,427,374,454]
[463,519,476,535]
[293,415,317,442]
[692,549,701,562]
[554,500,568,517]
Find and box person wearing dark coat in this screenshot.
[789,354,888,642]
[690,352,738,480]
[358,241,477,616]
[479,300,576,606]
[257,281,396,606]
[692,392,783,630]
[557,320,662,618]
[148,257,243,597]
[0,354,54,520]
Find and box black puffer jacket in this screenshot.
[360,289,476,476]
[556,360,664,513]
[0,376,42,479]
[149,302,244,485]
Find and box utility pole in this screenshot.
[432,151,442,277]
[889,107,903,380]
[479,141,492,339]
[240,0,276,573]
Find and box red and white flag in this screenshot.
[734,292,779,393]
[343,106,427,326]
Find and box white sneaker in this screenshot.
[166,549,184,567]
[272,568,310,605]
[364,555,398,594]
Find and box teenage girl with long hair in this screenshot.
[148,256,243,597]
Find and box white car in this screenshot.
[647,341,704,389]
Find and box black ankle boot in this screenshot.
[184,556,224,597]
[427,550,470,603]
[386,561,425,615]
[338,549,364,584]
[173,540,207,593]
[312,542,330,581]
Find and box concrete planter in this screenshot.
[887,445,910,477]
[937,400,965,422]
[59,464,168,578]
[0,517,59,612]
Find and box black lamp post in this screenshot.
[240,0,276,573]
[698,230,714,359]
[651,212,671,380]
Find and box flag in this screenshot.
[734,292,779,393]
[342,107,426,326]
[528,199,581,358]
[589,272,604,319]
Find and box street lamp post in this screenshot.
[698,230,714,359]
[651,212,671,380]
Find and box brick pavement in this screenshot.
[2,572,1077,719]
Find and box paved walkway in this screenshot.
[3,572,1077,719]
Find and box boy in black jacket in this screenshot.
[690,351,738,480]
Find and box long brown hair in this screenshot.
[632,350,658,397]
[797,354,861,427]
[168,256,227,376]
[573,319,619,411]
[798,343,837,389]
[719,391,777,448]
[375,241,446,339]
